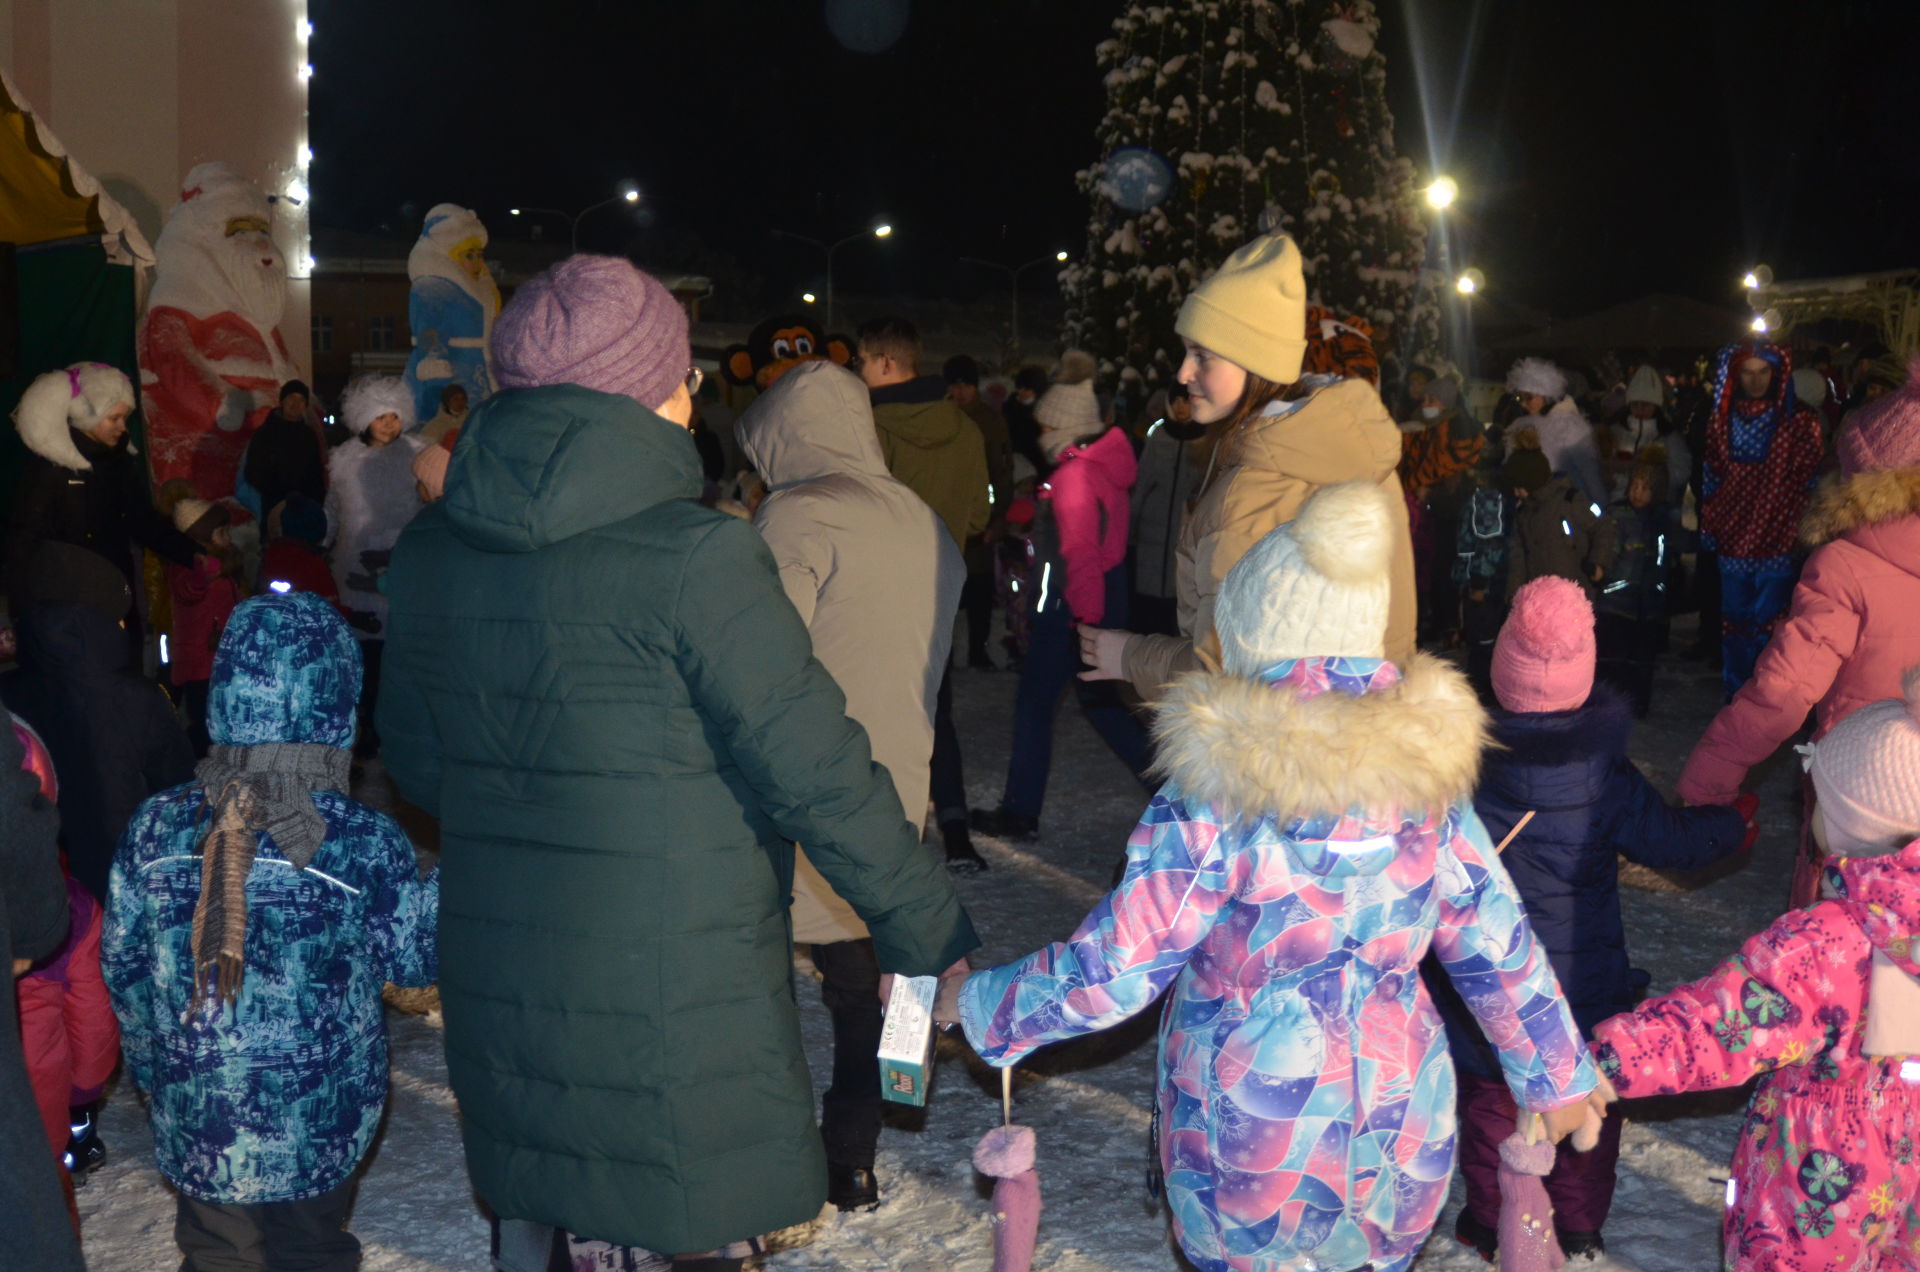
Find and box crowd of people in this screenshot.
[1,226,1917,1272]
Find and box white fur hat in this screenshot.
[340,375,416,436]
[1506,357,1567,402]
[1214,480,1395,673]
[10,362,136,472]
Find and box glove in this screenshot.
[1734,792,1761,853]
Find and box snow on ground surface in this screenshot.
[77,615,1796,1270]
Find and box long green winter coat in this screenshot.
[378,384,978,1253]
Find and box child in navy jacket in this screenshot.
[1426,576,1756,1262]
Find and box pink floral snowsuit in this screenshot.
[1592,838,1920,1271]
[960,656,1598,1272]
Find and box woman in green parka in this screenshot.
[378,256,978,1266]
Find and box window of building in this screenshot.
[311,313,334,354]
[367,314,396,352]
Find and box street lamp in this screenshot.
[959,251,1071,354]
[1742,264,1773,291]
[510,183,643,251]
[1456,268,1485,295]
[1425,176,1458,210]
[771,223,893,329]
[802,292,817,304]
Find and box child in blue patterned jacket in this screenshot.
[104,592,438,1271]
[938,481,1605,1272]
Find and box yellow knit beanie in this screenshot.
[1175,235,1308,384]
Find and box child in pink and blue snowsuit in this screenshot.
[954,482,1601,1272]
[1592,667,1920,1272]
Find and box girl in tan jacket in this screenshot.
[1079,234,1417,699]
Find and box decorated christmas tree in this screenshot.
[1062,0,1433,384]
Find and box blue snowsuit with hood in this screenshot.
[104,592,439,1205]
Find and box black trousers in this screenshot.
[1597,612,1660,717]
[175,1180,358,1272]
[962,571,995,662]
[1460,589,1505,704]
[928,668,966,830]
[812,938,884,1169]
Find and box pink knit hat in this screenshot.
[1491,577,1596,713]
[1837,354,1920,475]
[491,255,689,410]
[1807,666,1920,857]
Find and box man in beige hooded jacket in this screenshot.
[736,360,965,1210]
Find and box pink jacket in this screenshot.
[1046,427,1136,626]
[166,554,245,686]
[1591,838,1920,1270]
[1679,468,1920,805]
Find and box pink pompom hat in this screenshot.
[1491,576,1596,714]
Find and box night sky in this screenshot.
[311,0,1920,320]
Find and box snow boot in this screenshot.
[67,1105,106,1176]
[1453,1208,1497,1263]
[826,1163,880,1212]
[969,806,1038,842]
[942,821,989,875]
[1557,1229,1605,1260]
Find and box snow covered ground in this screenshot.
[76,616,1797,1270]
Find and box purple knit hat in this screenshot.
[492,255,689,409]
[1837,354,1920,475]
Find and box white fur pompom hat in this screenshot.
[340,375,416,436]
[11,362,136,471]
[1214,480,1395,673]
[1506,357,1567,402]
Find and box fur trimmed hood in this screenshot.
[1152,652,1489,820]
[1801,467,1920,547]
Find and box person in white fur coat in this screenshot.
[325,377,425,752]
[1504,357,1608,508]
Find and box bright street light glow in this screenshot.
[1742,271,1760,290]
[874,224,893,238]
[622,188,640,203]
[1456,267,1486,295]
[802,292,817,303]
[1055,251,1069,261]
[1425,176,1458,210]
[1751,315,1769,333]
[509,208,521,216]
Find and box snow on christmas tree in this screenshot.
[1063,0,1433,384]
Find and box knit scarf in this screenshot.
[189,743,349,1010]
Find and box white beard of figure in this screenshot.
[220,230,290,333]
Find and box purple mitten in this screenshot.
[1497,1131,1566,1272]
[974,1125,1041,1272]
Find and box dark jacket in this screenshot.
[378,384,978,1253]
[241,413,328,521]
[1597,498,1673,622]
[0,603,194,902]
[1130,417,1207,599]
[0,715,84,1271]
[1003,393,1050,477]
[1430,688,1746,1078]
[6,428,201,615]
[1506,474,1617,597]
[1452,480,1513,594]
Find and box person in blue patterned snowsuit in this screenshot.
[104,591,438,1271]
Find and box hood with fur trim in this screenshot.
[1152,652,1488,822]
[1801,467,1920,548]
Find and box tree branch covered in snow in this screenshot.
[1064,0,1433,383]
